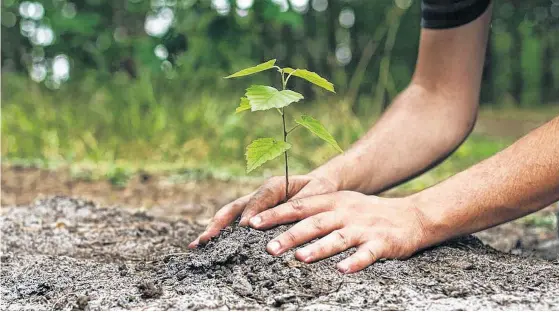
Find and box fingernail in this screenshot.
[250,216,262,227]
[337,262,350,273]
[267,240,281,255]
[239,218,247,226]
[188,238,199,248]
[297,249,312,262]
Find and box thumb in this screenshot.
[239,175,311,226]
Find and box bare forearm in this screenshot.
[313,8,491,194]
[312,84,476,194]
[412,116,559,247]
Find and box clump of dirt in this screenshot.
[1,196,559,310]
[137,281,163,299]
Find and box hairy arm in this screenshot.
[313,7,492,194]
[189,5,495,246]
[412,115,559,247]
[244,115,559,273]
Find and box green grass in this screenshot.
[1,72,362,174]
[0,73,538,192]
[520,213,558,230]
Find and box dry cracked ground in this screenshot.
[1,196,559,310]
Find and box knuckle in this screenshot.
[333,230,349,248]
[267,208,280,220]
[290,199,305,211]
[364,246,378,262]
[247,187,274,211]
[356,229,369,244]
[257,185,275,199]
[370,230,391,247]
[285,230,297,244]
[315,243,327,256]
[310,216,325,232]
[316,176,336,191]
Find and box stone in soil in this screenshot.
[1,196,558,310]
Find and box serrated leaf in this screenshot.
[295,115,343,153]
[235,97,251,114]
[245,85,304,111]
[283,68,335,93]
[225,59,276,79]
[245,138,291,173]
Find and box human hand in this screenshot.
[188,174,338,248]
[248,191,427,273]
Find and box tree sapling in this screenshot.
[225,59,343,202]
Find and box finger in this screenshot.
[266,211,343,256]
[336,240,385,274]
[239,176,311,226]
[295,228,358,263]
[249,193,335,229]
[188,238,200,249]
[189,192,254,248]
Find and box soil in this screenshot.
[3,165,558,255]
[1,165,257,222]
[2,196,559,310]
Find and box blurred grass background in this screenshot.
[2,0,559,193]
[0,71,520,192]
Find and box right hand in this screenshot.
[188,174,338,248]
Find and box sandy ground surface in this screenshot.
[1,196,559,310]
[3,165,558,258]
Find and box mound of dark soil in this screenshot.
[1,196,558,310]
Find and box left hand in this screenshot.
[248,191,428,273]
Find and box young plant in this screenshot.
[225,59,343,202]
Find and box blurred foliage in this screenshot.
[3,0,559,105]
[0,71,516,193]
[521,212,558,229]
[1,0,559,190]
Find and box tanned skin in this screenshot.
[190,6,559,273]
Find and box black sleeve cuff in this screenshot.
[421,0,491,29]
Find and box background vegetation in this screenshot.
[2,0,558,190]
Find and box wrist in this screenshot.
[406,192,451,250]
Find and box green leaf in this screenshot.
[295,115,343,153]
[283,68,335,93]
[245,85,304,111]
[235,97,251,114]
[245,138,291,173]
[225,59,276,78]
